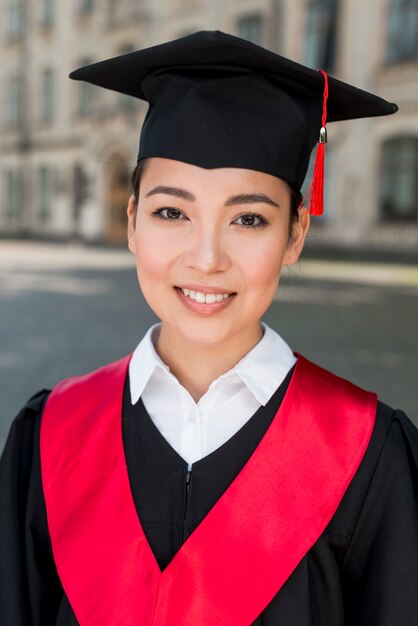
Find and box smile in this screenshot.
[174,286,236,315]
[181,288,232,304]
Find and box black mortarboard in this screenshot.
[69,30,398,214]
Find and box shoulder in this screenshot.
[46,355,131,401]
[0,390,53,524]
[297,356,416,449]
[2,356,131,455]
[373,401,418,477]
[5,389,51,437]
[342,398,417,495]
[1,390,52,468]
[327,399,418,538]
[23,388,51,415]
[358,394,417,461]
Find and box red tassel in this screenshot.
[309,141,325,216]
[308,70,329,216]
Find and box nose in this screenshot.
[183,223,231,274]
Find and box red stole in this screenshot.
[40,354,377,625]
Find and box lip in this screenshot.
[176,284,235,295]
[174,286,236,315]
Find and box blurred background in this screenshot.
[1,0,417,449]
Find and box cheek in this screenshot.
[239,236,287,295]
[135,227,172,282]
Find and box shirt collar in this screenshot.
[129,324,171,405]
[129,322,296,406]
[228,323,296,405]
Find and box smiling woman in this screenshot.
[1,31,417,626]
[126,158,309,401]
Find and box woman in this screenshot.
[1,31,417,625]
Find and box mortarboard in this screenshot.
[69,30,398,215]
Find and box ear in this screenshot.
[127,195,137,255]
[282,206,310,266]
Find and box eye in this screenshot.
[233,213,267,228]
[152,207,188,221]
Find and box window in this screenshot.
[79,0,93,14]
[40,69,54,121]
[73,164,89,215]
[77,58,96,116]
[386,0,418,64]
[106,0,148,27]
[8,75,24,126]
[108,0,118,25]
[4,170,22,221]
[237,14,264,46]
[380,137,418,222]
[7,0,24,38]
[172,0,200,13]
[41,0,54,26]
[38,167,52,222]
[304,0,338,72]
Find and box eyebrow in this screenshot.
[144,185,280,208]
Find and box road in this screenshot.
[1,240,417,451]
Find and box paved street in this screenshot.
[1,240,417,451]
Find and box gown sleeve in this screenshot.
[0,390,64,626]
[341,408,418,625]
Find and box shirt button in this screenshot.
[188,410,197,423]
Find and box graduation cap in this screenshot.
[70,30,398,216]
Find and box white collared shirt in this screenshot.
[129,323,296,469]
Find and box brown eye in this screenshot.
[234,213,266,228]
[153,207,187,220]
[242,215,256,226]
[165,208,182,219]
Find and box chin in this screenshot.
[169,315,254,349]
[176,320,229,345]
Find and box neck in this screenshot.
[155,323,263,402]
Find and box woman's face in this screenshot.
[127,157,309,348]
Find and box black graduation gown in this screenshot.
[1,367,418,625]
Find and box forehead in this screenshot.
[140,157,289,196]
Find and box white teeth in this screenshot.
[181,288,232,303]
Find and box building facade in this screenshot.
[1,0,417,252]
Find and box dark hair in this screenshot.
[131,157,301,240]
[130,157,152,214]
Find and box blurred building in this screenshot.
[1,0,417,252]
